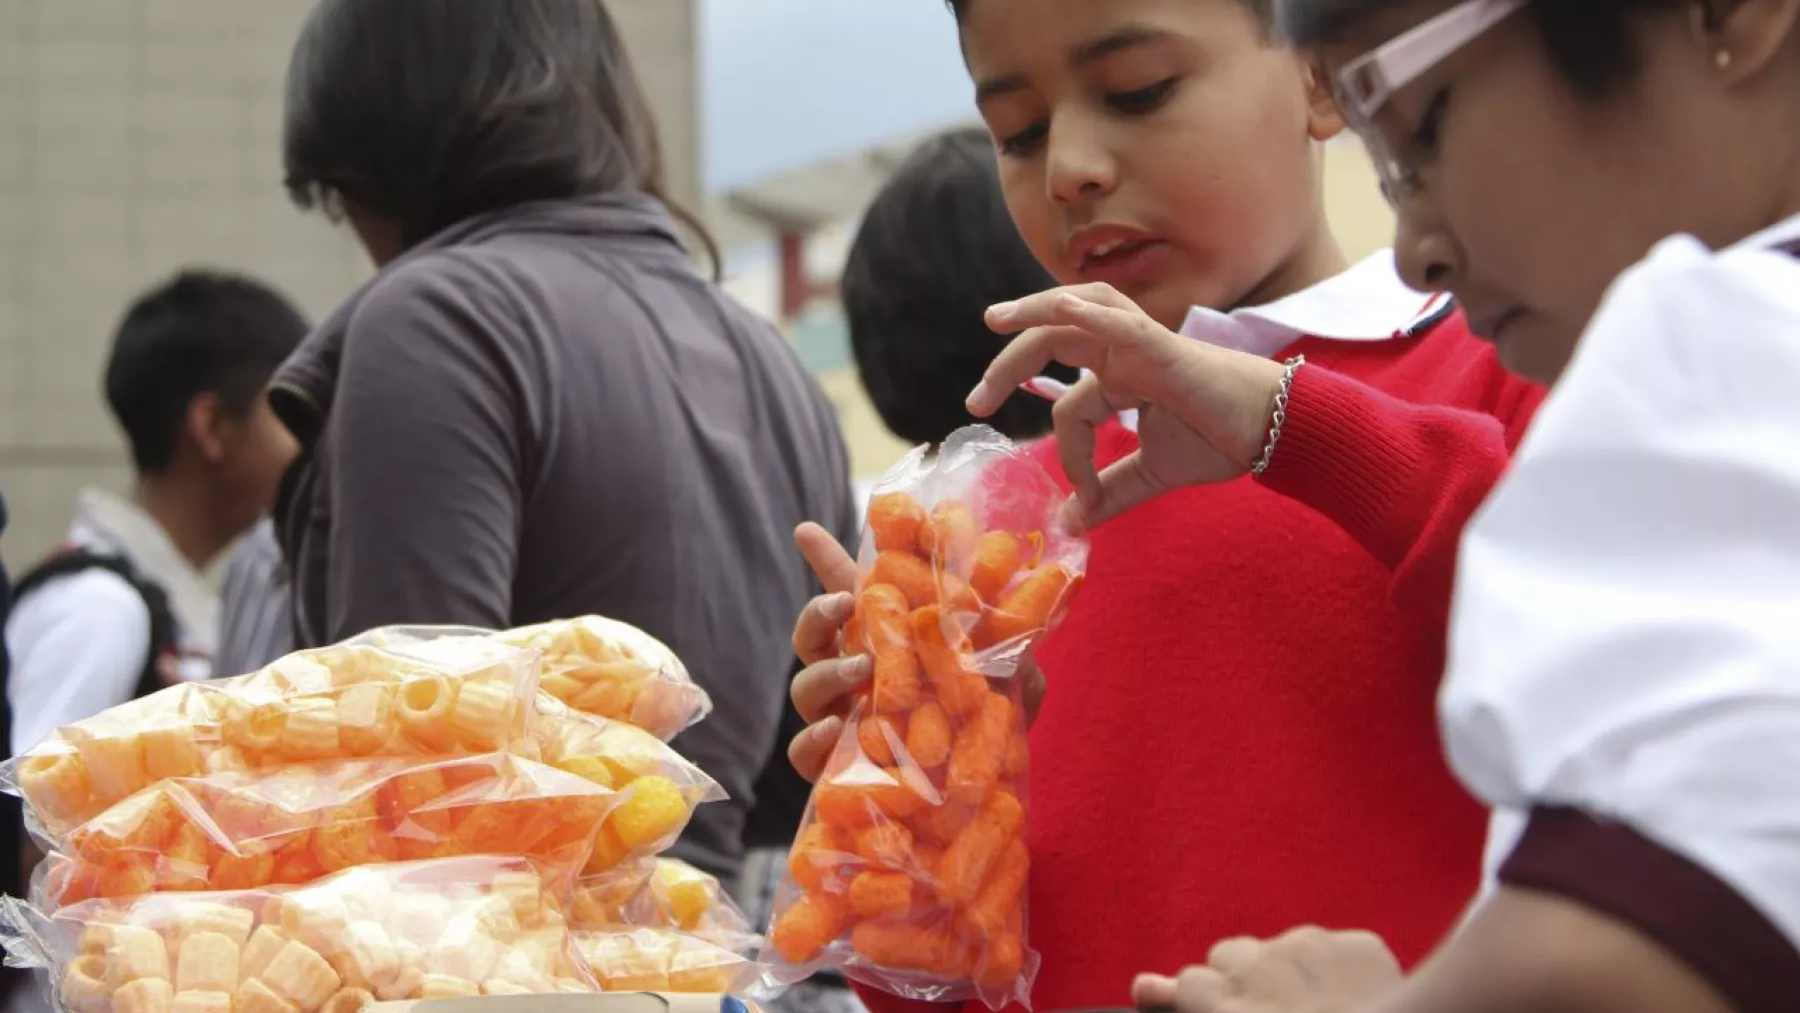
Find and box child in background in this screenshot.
[1107,1,1800,1011]
[783,0,1544,1010]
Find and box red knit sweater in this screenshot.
[853,313,1544,1013]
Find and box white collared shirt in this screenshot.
[1442,212,1800,949]
[1026,250,1451,431]
[5,488,218,753]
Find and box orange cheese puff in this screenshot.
[857,586,921,712]
[966,838,1029,935]
[867,493,928,553]
[911,607,988,718]
[847,871,915,921]
[789,824,851,893]
[917,502,980,571]
[858,715,904,767]
[912,843,944,884]
[967,532,1026,603]
[867,552,939,611]
[867,772,930,821]
[771,893,849,965]
[975,931,1025,991]
[209,850,276,892]
[1003,729,1030,779]
[849,922,967,977]
[907,803,973,849]
[813,783,878,830]
[947,691,1014,806]
[904,701,952,769]
[936,790,1025,906]
[986,563,1081,645]
[852,819,915,870]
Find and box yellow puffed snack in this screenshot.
[174,931,239,994]
[77,924,118,957]
[417,975,480,1000]
[450,680,511,751]
[259,941,341,1012]
[60,953,110,1013]
[239,927,289,982]
[75,735,148,804]
[105,924,170,988]
[170,904,255,952]
[112,977,174,1013]
[17,750,93,824]
[326,921,398,992]
[140,726,203,782]
[334,684,395,758]
[609,776,690,851]
[576,929,753,994]
[318,988,374,1013]
[277,699,340,762]
[232,979,297,1013]
[395,678,457,750]
[170,991,231,1013]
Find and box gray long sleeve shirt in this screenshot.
[270,193,858,879]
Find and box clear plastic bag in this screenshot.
[35,753,619,908]
[570,859,755,950]
[4,638,541,846]
[347,616,711,740]
[0,856,600,1013]
[759,426,1087,1011]
[574,928,759,995]
[530,698,725,876]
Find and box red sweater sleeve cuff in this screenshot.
[1501,807,1800,1013]
[1255,363,1509,614]
[849,981,961,1013]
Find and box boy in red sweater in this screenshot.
[784,0,1544,1010]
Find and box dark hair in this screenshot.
[282,0,718,271]
[946,0,1274,28]
[841,128,1075,446]
[105,272,309,474]
[1278,0,1686,95]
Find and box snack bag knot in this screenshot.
[759,425,1087,1011]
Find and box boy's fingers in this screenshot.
[792,592,856,665]
[970,320,1115,416]
[791,654,873,723]
[986,283,1137,330]
[1049,377,1116,512]
[787,715,843,783]
[1083,453,1169,530]
[1131,974,1178,1009]
[796,522,860,595]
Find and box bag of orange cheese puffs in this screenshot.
[759,425,1087,1010]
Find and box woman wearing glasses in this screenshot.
[966,1,1800,1011]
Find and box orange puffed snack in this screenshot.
[760,426,1086,1011]
[2,857,601,1013]
[4,638,541,846]
[39,754,620,908]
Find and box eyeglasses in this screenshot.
[1334,0,1526,203]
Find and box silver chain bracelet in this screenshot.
[1249,354,1306,476]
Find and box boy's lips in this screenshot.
[1066,224,1171,289]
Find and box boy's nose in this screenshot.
[1393,206,1461,294]
[1046,128,1118,205]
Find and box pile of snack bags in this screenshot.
[759,427,1088,1011]
[0,615,764,1013]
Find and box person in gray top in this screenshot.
[269,0,858,881]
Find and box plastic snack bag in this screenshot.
[530,700,724,876]
[759,426,1086,1011]
[0,856,599,1013]
[570,859,755,950]
[347,617,711,740]
[4,639,540,845]
[37,753,619,907]
[574,928,760,995]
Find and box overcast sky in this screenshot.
[699,0,976,192]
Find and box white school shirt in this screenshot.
[1441,214,1800,1010]
[4,489,218,754]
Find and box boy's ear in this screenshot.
[1301,55,1347,141]
[186,392,230,466]
[1698,0,1800,85]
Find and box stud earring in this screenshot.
[1716,49,1734,69]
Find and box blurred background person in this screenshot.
[215,517,293,676]
[270,0,857,884]
[4,271,306,757]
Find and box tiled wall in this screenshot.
[0,0,701,572]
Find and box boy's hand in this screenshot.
[785,522,1046,781]
[969,284,1288,531]
[1132,928,1402,1013]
